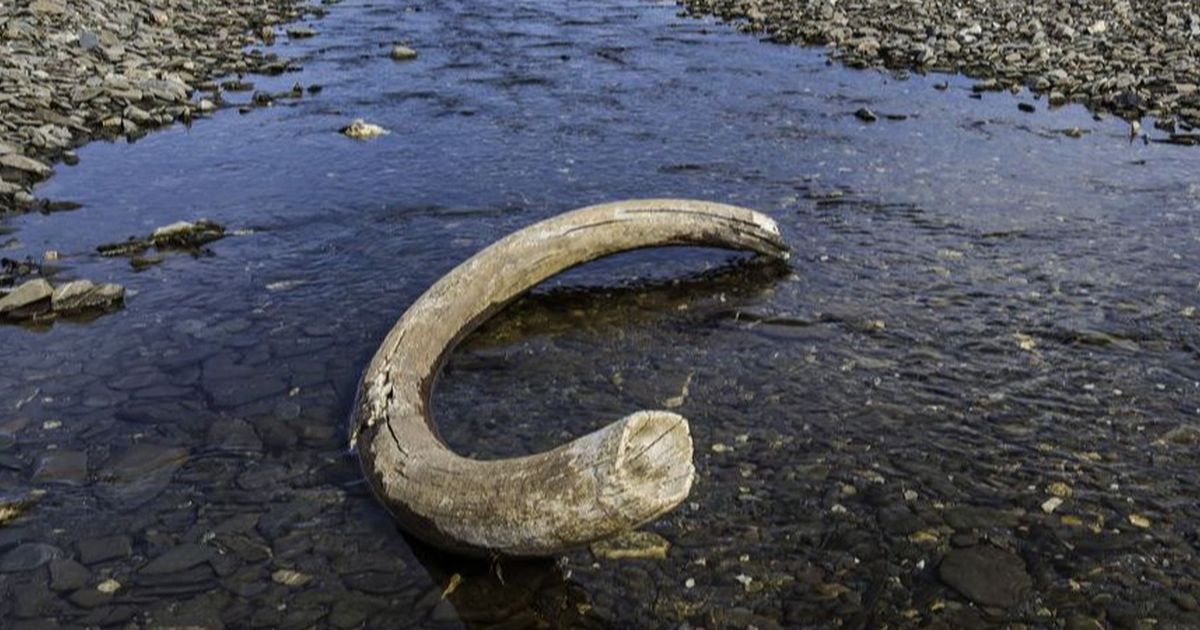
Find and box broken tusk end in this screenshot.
[611,410,696,522]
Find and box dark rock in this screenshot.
[69,587,114,608]
[943,505,1022,530]
[938,545,1032,608]
[49,557,90,591]
[97,219,226,257]
[140,543,217,575]
[1161,425,1200,445]
[96,443,189,510]
[206,418,262,453]
[0,542,64,572]
[1018,102,1036,113]
[77,535,132,565]
[30,449,88,485]
[854,107,878,122]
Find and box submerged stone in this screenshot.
[0,542,64,572]
[938,545,1031,608]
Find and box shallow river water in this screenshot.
[3,0,1200,627]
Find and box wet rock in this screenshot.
[206,418,262,453]
[340,119,389,139]
[0,490,43,526]
[1161,425,1200,445]
[0,279,53,315]
[943,505,1022,530]
[69,586,114,608]
[50,280,125,314]
[938,545,1032,608]
[0,542,64,572]
[1066,616,1106,630]
[30,449,88,485]
[140,543,217,575]
[391,45,418,60]
[590,530,671,560]
[854,107,878,122]
[77,535,132,565]
[98,219,226,257]
[49,557,90,591]
[272,568,313,587]
[0,154,52,178]
[222,79,255,92]
[287,26,317,38]
[96,443,189,509]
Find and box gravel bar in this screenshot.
[0,0,323,213]
[678,0,1200,139]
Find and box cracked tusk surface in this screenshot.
[351,198,789,557]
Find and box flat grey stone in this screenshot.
[939,545,1032,608]
[140,543,216,575]
[0,542,64,572]
[0,279,52,314]
[30,449,88,485]
[0,154,51,177]
[77,535,132,565]
[49,557,90,591]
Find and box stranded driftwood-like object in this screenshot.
[351,199,789,556]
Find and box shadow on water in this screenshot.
[405,536,601,629]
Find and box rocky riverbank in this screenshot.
[679,0,1200,138]
[0,0,323,213]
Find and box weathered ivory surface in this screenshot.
[352,199,789,556]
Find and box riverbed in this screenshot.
[2,0,1199,627]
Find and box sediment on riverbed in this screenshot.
[0,0,322,212]
[679,0,1200,135]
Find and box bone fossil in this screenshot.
[352,199,789,556]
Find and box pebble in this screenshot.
[390,45,418,60]
[678,0,1200,132]
[854,107,878,123]
[272,568,314,587]
[0,0,319,211]
[590,531,671,560]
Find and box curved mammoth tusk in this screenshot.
[352,199,789,557]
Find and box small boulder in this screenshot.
[340,119,389,139]
[939,545,1032,608]
[51,280,124,314]
[0,154,52,178]
[854,107,878,123]
[390,45,418,61]
[0,278,53,315]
